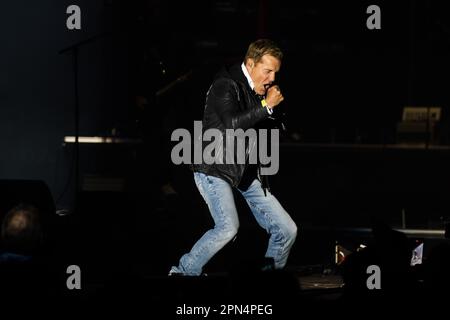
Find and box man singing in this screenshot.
[169,39,297,276]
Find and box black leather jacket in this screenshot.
[192,63,272,190]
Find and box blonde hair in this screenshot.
[244,39,283,65]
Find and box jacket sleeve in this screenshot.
[207,78,269,130]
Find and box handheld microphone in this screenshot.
[263,83,287,132]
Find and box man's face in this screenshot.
[246,54,281,95]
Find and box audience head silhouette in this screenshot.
[1,203,43,257]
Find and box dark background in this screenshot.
[1,0,450,278]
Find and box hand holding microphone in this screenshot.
[265,85,284,109]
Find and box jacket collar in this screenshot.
[227,63,253,92]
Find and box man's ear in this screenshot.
[246,58,255,70]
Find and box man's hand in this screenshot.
[265,85,284,109]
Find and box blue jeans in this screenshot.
[170,172,297,276]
